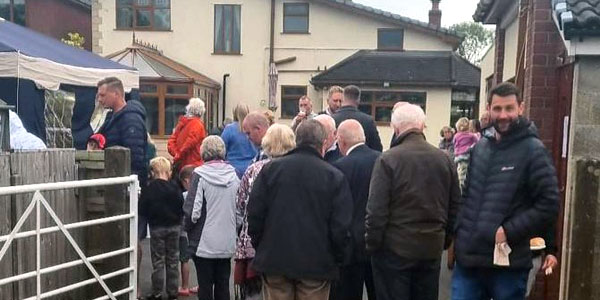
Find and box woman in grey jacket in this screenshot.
[184,135,240,300]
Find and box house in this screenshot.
[92,0,480,147]
[0,0,92,50]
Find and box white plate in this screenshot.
[530,245,546,251]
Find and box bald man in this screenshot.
[314,114,342,163]
[329,119,380,300]
[242,112,270,162]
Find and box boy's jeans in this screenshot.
[451,263,529,300]
[150,225,180,297]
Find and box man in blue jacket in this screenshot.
[96,77,148,185]
[452,82,559,300]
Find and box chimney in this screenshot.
[429,0,442,29]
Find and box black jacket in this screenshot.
[366,131,460,259]
[99,100,148,185]
[333,144,380,263]
[454,119,559,269]
[140,179,184,227]
[333,106,383,152]
[247,146,353,280]
[324,145,342,163]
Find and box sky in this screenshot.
[353,0,482,27]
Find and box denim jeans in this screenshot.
[451,263,529,300]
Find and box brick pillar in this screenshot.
[493,26,505,85]
[91,0,103,54]
[522,0,565,149]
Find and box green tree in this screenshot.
[61,32,85,49]
[450,22,494,65]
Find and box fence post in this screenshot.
[128,176,139,300]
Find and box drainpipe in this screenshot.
[222,74,230,124]
[269,0,275,63]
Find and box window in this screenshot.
[140,82,192,137]
[378,28,404,50]
[0,0,26,26]
[116,0,171,30]
[214,4,241,54]
[283,3,309,33]
[450,89,479,127]
[360,91,426,124]
[281,85,307,118]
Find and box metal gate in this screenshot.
[0,175,139,300]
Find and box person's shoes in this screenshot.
[178,287,191,297]
[146,294,162,300]
[189,286,198,294]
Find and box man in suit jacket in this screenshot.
[330,119,380,300]
[332,85,383,152]
[315,114,342,163]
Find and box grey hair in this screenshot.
[314,114,336,135]
[295,119,326,151]
[391,104,426,133]
[201,135,226,162]
[186,97,206,117]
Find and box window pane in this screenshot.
[136,9,151,27]
[282,86,306,96]
[284,3,308,15]
[223,6,232,52]
[136,0,150,6]
[166,85,189,94]
[358,104,372,115]
[232,6,241,53]
[375,106,393,122]
[0,0,10,21]
[361,91,374,103]
[284,16,308,32]
[376,92,399,103]
[117,0,133,5]
[378,29,404,49]
[154,0,169,9]
[165,98,188,135]
[281,99,298,119]
[140,84,157,93]
[154,8,170,30]
[401,92,426,107]
[214,5,223,52]
[117,7,133,28]
[141,97,159,135]
[13,0,25,26]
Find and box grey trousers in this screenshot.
[150,225,180,297]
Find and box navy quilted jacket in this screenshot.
[98,100,148,185]
[454,118,559,269]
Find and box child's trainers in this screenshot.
[178,287,191,297]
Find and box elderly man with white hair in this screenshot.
[365,103,461,300]
[314,114,342,163]
[329,119,380,300]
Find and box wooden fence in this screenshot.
[0,147,132,300]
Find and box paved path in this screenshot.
[138,239,452,300]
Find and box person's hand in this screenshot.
[542,254,558,275]
[495,226,507,244]
[297,111,307,120]
[447,240,455,270]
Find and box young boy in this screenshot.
[86,133,106,150]
[178,165,199,296]
[140,157,184,300]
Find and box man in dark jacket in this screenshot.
[452,82,559,300]
[330,119,379,300]
[247,120,352,300]
[332,85,383,152]
[366,103,460,300]
[315,114,342,163]
[97,77,148,185]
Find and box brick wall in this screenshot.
[522,0,566,149]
